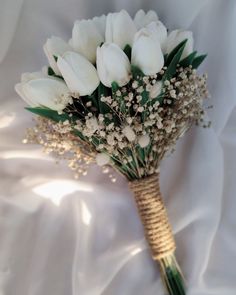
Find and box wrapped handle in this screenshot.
[129,173,176,260]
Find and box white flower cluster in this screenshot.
[15,9,193,113]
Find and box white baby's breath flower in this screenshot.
[96,153,110,166]
[85,117,99,134]
[150,81,162,98]
[122,126,136,142]
[138,134,150,148]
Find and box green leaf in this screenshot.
[97,83,111,114]
[25,107,71,122]
[179,51,197,67]
[165,39,187,66]
[131,65,144,80]
[163,40,187,81]
[140,90,149,106]
[111,81,119,93]
[48,67,55,76]
[72,129,86,141]
[192,54,207,69]
[123,44,132,60]
[47,66,64,80]
[53,55,58,62]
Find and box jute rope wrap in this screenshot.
[129,173,176,260]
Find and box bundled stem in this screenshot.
[129,173,186,295]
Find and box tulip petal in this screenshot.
[164,30,194,60]
[132,29,164,75]
[92,15,106,38]
[43,37,71,75]
[57,51,100,96]
[22,78,71,112]
[134,9,158,29]
[146,21,167,50]
[105,10,137,49]
[71,20,104,63]
[15,83,39,107]
[96,43,131,87]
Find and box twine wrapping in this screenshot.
[129,173,176,260]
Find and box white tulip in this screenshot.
[15,77,72,112]
[146,21,167,50]
[21,71,46,83]
[43,37,71,75]
[105,10,137,49]
[134,9,158,29]
[96,43,131,87]
[71,19,104,63]
[57,51,100,96]
[164,30,194,60]
[131,29,164,75]
[92,14,106,38]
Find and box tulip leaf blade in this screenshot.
[97,82,111,114]
[179,51,197,67]
[25,107,71,122]
[192,54,207,69]
[26,107,87,141]
[48,67,55,76]
[163,41,187,82]
[165,39,187,67]
[131,65,144,80]
[53,55,58,62]
[47,66,64,80]
[123,44,132,60]
[111,81,119,93]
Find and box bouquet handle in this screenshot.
[129,173,186,295]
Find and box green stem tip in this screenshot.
[159,255,186,295]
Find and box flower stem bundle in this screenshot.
[16,9,209,295]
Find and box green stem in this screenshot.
[159,255,186,295]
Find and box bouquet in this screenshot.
[15,9,209,295]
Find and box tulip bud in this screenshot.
[57,51,100,96]
[105,10,137,49]
[96,43,131,87]
[71,19,104,63]
[15,77,72,112]
[164,30,194,60]
[134,9,158,29]
[43,37,71,75]
[146,21,167,50]
[131,29,164,75]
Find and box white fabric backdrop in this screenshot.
[0,0,236,294]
